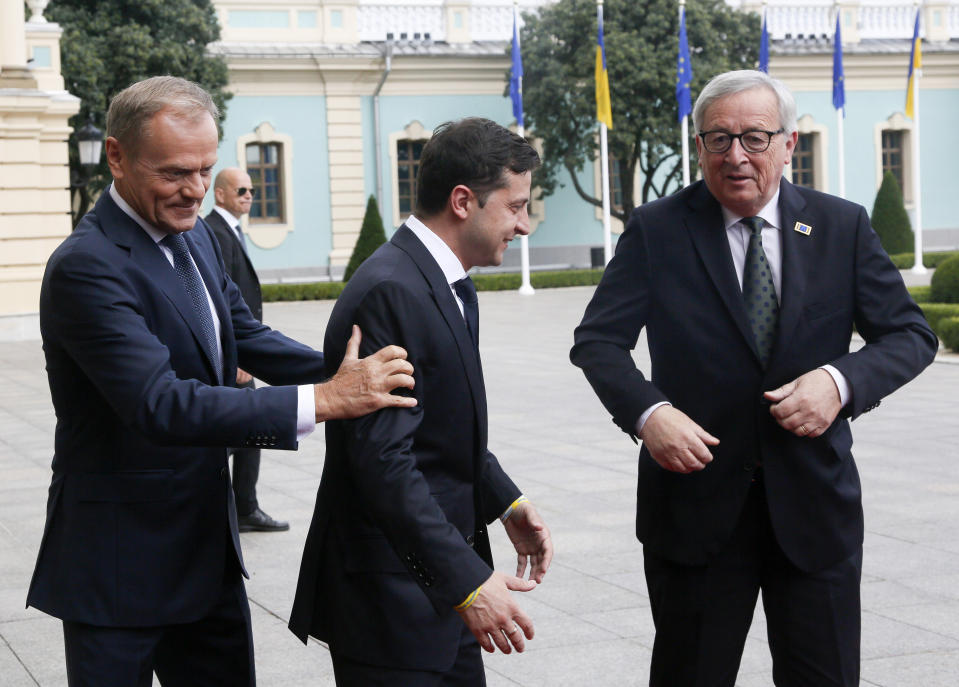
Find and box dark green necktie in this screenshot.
[741,216,779,367]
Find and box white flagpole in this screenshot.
[911,58,925,274]
[680,0,690,187]
[837,107,845,198]
[514,2,534,294]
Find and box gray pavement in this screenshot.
[2,285,958,686]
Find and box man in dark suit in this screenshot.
[26,76,416,687]
[571,70,937,686]
[207,167,286,532]
[290,118,553,685]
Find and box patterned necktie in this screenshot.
[741,216,779,367]
[453,277,479,350]
[161,233,221,382]
[235,225,248,254]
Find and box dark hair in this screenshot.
[415,117,540,217]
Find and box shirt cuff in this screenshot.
[636,402,671,436]
[819,365,851,408]
[296,384,316,441]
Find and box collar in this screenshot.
[405,215,467,285]
[212,205,240,229]
[109,183,167,244]
[720,187,782,232]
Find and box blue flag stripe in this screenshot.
[676,8,692,122]
[510,10,523,128]
[833,14,845,112]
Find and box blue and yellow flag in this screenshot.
[758,10,770,73]
[676,8,692,122]
[833,13,845,112]
[905,10,921,119]
[595,7,613,129]
[510,8,524,128]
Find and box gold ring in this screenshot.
[799,424,808,435]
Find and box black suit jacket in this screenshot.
[289,225,521,671]
[27,191,326,627]
[571,179,937,572]
[206,209,262,322]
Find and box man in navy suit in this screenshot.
[27,76,416,687]
[206,166,288,533]
[290,118,553,685]
[571,70,937,686]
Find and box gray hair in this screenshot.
[692,70,797,135]
[106,76,219,155]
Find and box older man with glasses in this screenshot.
[571,70,937,686]
[205,168,288,532]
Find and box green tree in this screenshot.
[870,171,914,256]
[517,0,760,220]
[47,0,231,224]
[344,196,388,281]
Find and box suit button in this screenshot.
[466,535,475,547]
[743,462,754,471]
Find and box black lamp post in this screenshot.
[71,118,103,228]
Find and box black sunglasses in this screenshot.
[235,187,257,197]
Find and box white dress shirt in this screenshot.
[405,214,469,318]
[212,205,242,241]
[110,184,314,440]
[635,188,850,435]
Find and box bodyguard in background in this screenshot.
[207,167,286,532]
[571,70,937,686]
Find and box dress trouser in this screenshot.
[231,378,260,516]
[331,622,485,687]
[63,553,254,687]
[643,474,862,687]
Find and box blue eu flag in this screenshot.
[759,11,770,72]
[510,10,524,128]
[676,8,692,122]
[833,14,845,112]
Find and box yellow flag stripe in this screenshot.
[595,46,613,129]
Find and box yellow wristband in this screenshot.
[454,585,481,611]
[499,495,529,523]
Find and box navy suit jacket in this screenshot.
[571,179,937,572]
[27,191,325,627]
[206,209,262,322]
[289,225,520,671]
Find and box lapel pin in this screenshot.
[793,221,812,236]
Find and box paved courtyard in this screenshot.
[2,285,958,686]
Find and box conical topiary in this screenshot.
[870,170,914,257]
[344,195,388,282]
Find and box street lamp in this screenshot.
[71,118,103,227]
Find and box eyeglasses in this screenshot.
[698,128,785,154]
[235,187,256,197]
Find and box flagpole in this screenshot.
[834,5,846,198]
[910,6,925,274]
[680,0,690,187]
[513,1,534,294]
[598,0,613,265]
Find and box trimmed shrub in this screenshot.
[262,282,345,302]
[908,286,932,303]
[871,171,914,256]
[919,303,959,332]
[343,195,387,282]
[930,254,959,304]
[939,317,959,352]
[889,250,959,270]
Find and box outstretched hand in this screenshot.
[314,325,417,422]
[457,571,536,654]
[504,501,553,583]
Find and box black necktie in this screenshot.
[741,216,779,367]
[453,277,479,350]
[161,233,221,382]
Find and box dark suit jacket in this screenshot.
[289,225,521,671]
[571,179,937,573]
[206,209,262,321]
[27,191,326,627]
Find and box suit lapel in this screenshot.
[391,226,489,446]
[770,179,812,364]
[187,228,230,383]
[97,194,222,383]
[684,183,761,362]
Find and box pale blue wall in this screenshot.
[209,95,332,270]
